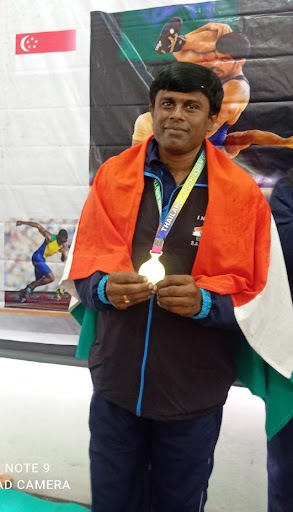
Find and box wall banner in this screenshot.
[2,0,293,352]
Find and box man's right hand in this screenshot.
[106,272,154,310]
[16,221,23,226]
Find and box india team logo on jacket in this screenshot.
[191,226,203,246]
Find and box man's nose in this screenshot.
[170,104,184,120]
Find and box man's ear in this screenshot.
[208,113,218,130]
[149,103,154,118]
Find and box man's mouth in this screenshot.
[165,126,187,132]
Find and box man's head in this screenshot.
[149,62,223,155]
[57,229,68,245]
[150,61,223,117]
[213,32,250,79]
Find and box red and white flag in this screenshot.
[15,29,76,55]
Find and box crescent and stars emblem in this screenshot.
[20,35,38,52]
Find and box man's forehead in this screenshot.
[156,90,207,101]
[215,50,234,61]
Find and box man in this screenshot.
[16,220,68,299]
[63,62,293,511]
[133,22,250,148]
[135,20,293,159]
[163,21,251,147]
[170,20,293,156]
[268,173,293,512]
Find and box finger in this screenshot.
[156,300,193,315]
[158,285,195,298]
[157,296,191,308]
[156,275,194,290]
[124,290,153,303]
[108,281,153,296]
[109,272,148,285]
[129,294,153,306]
[111,291,153,309]
[157,297,201,316]
[127,290,153,302]
[125,282,154,293]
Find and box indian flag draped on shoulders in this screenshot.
[61,138,293,440]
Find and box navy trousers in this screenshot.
[267,417,293,512]
[89,393,222,512]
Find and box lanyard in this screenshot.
[151,149,206,254]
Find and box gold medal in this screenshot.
[138,251,165,284]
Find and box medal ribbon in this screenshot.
[152,149,206,254]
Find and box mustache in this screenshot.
[164,125,187,132]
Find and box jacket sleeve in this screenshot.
[75,272,113,312]
[193,290,240,330]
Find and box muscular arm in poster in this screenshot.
[132,112,153,146]
[174,22,232,66]
[207,79,250,137]
[16,220,52,241]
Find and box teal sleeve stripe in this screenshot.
[97,274,112,305]
[192,289,212,319]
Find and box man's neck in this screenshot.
[158,145,202,185]
[226,63,243,81]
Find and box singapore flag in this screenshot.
[15,29,76,55]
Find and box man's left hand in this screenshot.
[156,275,202,317]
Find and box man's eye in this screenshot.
[187,104,198,111]
[161,101,172,107]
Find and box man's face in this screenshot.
[150,89,216,156]
[212,51,237,79]
[58,235,68,245]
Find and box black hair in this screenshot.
[149,62,223,116]
[58,229,68,239]
[216,32,250,60]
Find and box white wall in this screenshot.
[0,358,267,511]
